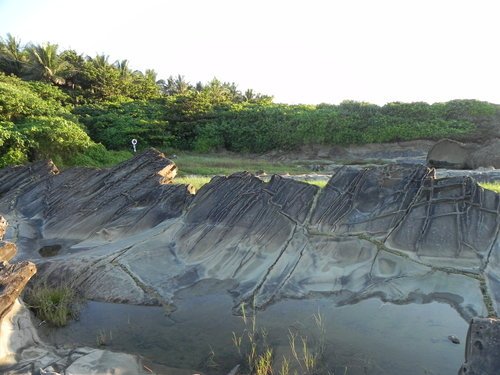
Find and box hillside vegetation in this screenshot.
[1,33,499,168]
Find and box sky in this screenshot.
[1,0,500,105]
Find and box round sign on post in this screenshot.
[131,139,138,153]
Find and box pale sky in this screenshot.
[1,0,499,105]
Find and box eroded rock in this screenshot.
[0,218,36,321]
[427,138,500,169]
[0,151,498,321]
[427,139,476,169]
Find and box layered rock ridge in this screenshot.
[0,151,497,320]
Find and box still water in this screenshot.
[40,280,467,374]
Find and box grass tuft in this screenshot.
[480,182,500,193]
[173,175,212,191]
[232,302,327,374]
[298,179,328,189]
[24,282,79,327]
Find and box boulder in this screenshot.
[427,138,500,169]
[427,139,478,169]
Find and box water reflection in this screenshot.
[39,280,467,375]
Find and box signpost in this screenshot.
[131,139,138,153]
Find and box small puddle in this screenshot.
[39,280,468,374]
[38,244,62,257]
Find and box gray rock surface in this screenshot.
[0,151,497,322]
[435,168,500,183]
[459,317,500,375]
[294,140,433,165]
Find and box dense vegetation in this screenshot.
[1,33,499,167]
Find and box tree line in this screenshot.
[1,33,499,168]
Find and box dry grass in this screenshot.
[232,303,328,374]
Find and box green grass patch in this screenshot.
[480,182,500,193]
[171,152,314,176]
[24,282,79,327]
[298,179,328,189]
[173,175,212,191]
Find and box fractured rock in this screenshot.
[0,152,498,320]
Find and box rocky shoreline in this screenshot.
[0,149,499,374]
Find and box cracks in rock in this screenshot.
[278,242,308,291]
[358,233,498,317]
[383,169,438,241]
[116,262,169,308]
[249,224,299,306]
[247,185,323,306]
[314,169,368,230]
[304,185,322,226]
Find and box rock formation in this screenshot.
[0,149,498,373]
[0,150,496,322]
[459,317,500,375]
[427,138,500,169]
[0,217,36,321]
[0,216,177,374]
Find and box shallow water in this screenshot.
[40,280,467,374]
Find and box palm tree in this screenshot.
[26,42,73,85]
[144,69,157,82]
[223,82,243,102]
[205,77,230,104]
[91,54,111,69]
[0,33,28,76]
[244,89,256,101]
[114,59,130,78]
[162,74,191,95]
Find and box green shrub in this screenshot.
[66,143,132,168]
